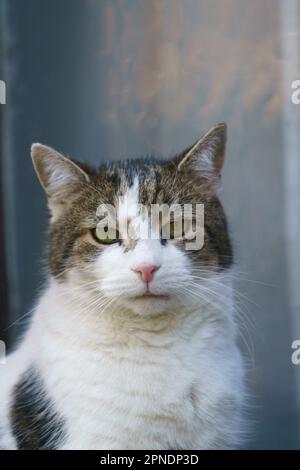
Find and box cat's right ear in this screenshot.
[31,144,90,219]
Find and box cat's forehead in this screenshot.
[82,159,210,227]
[118,176,140,221]
[92,158,176,207]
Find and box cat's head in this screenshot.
[31,123,232,316]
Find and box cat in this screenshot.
[0,123,245,450]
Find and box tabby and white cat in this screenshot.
[0,123,245,450]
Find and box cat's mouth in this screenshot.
[131,292,169,300]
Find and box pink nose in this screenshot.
[132,264,160,284]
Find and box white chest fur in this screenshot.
[25,281,244,450]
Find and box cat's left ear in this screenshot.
[175,123,227,182]
[31,143,90,220]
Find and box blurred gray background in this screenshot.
[0,0,300,449]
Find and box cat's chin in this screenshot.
[122,294,171,316]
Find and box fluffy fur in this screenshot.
[0,123,245,450]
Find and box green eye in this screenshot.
[169,221,175,240]
[162,220,184,240]
[91,228,120,245]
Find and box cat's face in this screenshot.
[32,124,232,316]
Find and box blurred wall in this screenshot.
[1,0,299,449]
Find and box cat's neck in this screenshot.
[31,277,233,352]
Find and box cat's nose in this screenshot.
[132,264,160,284]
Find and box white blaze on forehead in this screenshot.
[118,176,140,223]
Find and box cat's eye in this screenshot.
[91,228,120,245]
[166,218,196,241]
[161,220,184,240]
[169,221,176,240]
